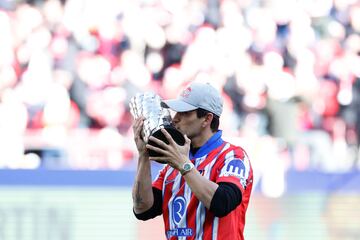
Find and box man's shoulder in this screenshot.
[221,141,248,158]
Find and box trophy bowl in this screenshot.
[147,125,186,159]
[130,92,185,164]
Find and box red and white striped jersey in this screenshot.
[153,131,253,240]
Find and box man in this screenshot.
[132,82,253,240]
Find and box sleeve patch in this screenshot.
[219,158,248,188]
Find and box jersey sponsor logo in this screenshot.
[166,228,193,238]
[172,196,186,225]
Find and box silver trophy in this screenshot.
[129,92,185,163]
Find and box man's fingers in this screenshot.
[184,134,191,145]
[148,135,168,149]
[133,118,144,135]
[160,128,176,145]
[149,156,169,163]
[146,144,167,155]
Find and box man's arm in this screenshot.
[132,155,154,214]
[134,187,163,220]
[131,117,155,214]
[210,182,242,217]
[182,167,219,208]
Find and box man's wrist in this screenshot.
[180,161,195,176]
[138,152,150,163]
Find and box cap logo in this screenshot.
[180,87,191,98]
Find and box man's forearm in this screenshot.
[183,169,218,209]
[132,156,154,213]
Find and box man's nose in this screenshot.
[172,113,180,123]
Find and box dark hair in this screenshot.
[196,108,220,132]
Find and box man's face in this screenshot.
[172,110,203,139]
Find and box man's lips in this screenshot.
[173,125,182,133]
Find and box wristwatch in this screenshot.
[180,161,195,176]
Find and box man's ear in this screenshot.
[202,113,214,127]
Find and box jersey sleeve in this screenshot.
[216,146,252,194]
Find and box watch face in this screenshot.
[184,163,192,171]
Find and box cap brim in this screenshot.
[161,99,198,112]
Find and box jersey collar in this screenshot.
[189,130,224,159]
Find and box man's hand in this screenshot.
[132,117,148,157]
[146,128,191,170]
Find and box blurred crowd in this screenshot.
[0,0,360,173]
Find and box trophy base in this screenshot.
[148,126,186,164]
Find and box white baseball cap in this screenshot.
[161,82,223,117]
